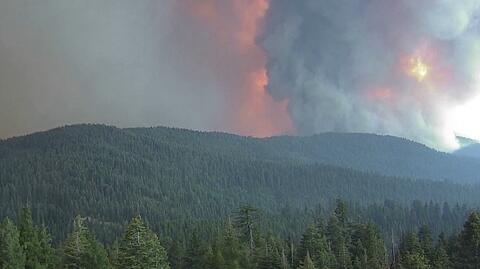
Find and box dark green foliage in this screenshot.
[0,218,25,269]
[350,224,386,269]
[431,243,451,269]
[107,240,121,269]
[1,205,480,269]
[118,216,169,269]
[297,224,334,269]
[166,240,185,269]
[184,232,210,269]
[1,125,480,244]
[2,125,480,268]
[128,126,480,184]
[19,207,56,269]
[453,212,480,269]
[235,206,260,252]
[298,252,316,269]
[418,225,434,264]
[327,216,351,269]
[62,215,110,269]
[218,220,248,269]
[397,233,430,269]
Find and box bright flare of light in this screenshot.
[448,94,480,141]
[409,57,429,82]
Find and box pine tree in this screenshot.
[36,226,57,268]
[298,252,316,269]
[108,240,121,269]
[418,225,433,263]
[19,207,56,269]
[184,231,209,269]
[350,224,386,269]
[167,240,185,269]
[209,243,226,269]
[281,247,290,269]
[62,216,90,268]
[431,244,451,269]
[297,224,334,269]
[0,218,26,269]
[455,212,480,269]
[220,219,246,269]
[400,252,431,269]
[334,200,348,227]
[118,216,170,269]
[234,205,259,252]
[256,238,283,269]
[327,215,351,269]
[397,233,430,269]
[62,215,110,269]
[85,234,111,269]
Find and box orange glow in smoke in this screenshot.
[237,68,292,137]
[398,42,453,89]
[400,53,431,83]
[367,87,394,101]
[181,0,293,137]
[188,0,217,23]
[408,56,429,82]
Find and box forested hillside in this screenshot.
[0,124,479,243]
[1,203,480,269]
[130,126,480,183]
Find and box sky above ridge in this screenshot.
[1,0,480,150]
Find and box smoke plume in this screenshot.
[2,0,480,150]
[261,0,480,150]
[0,0,291,139]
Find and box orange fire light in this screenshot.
[408,56,429,82]
[181,0,293,137]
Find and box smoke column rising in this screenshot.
[2,0,480,150]
[173,0,292,137]
[261,0,480,150]
[0,0,292,139]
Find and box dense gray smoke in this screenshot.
[261,0,480,150]
[2,0,480,150]
[0,0,230,138]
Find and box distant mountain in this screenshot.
[1,124,480,241]
[130,127,480,184]
[454,143,480,159]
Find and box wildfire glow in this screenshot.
[181,0,293,137]
[409,56,429,82]
[365,87,394,102]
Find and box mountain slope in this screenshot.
[0,124,480,241]
[454,143,480,159]
[129,127,480,183]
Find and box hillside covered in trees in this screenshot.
[1,124,480,243]
[131,126,480,184]
[1,202,480,269]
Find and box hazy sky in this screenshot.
[1,0,480,151]
[0,0,230,138]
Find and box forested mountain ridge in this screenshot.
[129,126,480,183]
[1,124,480,243]
[3,124,479,184]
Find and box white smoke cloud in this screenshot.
[261,0,480,150]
